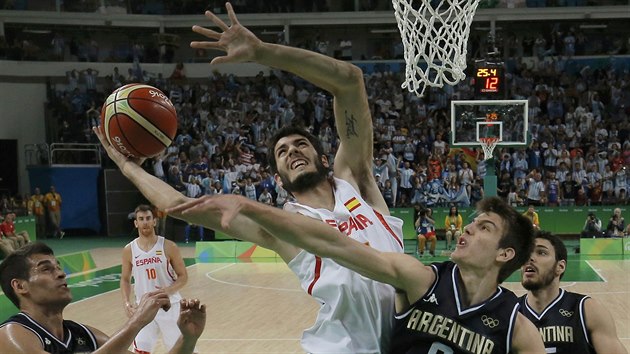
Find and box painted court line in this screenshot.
[70,264,199,304]
[205,263,302,292]
[585,260,608,282]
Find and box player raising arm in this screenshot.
[0,242,205,354]
[168,194,546,353]
[94,3,403,353]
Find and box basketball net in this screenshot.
[479,137,499,161]
[392,0,481,97]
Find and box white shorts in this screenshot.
[133,301,182,353]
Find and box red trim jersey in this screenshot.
[129,236,182,304]
[284,177,404,353]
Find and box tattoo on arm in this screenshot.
[345,111,358,139]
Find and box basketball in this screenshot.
[100,83,178,158]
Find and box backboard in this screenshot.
[450,100,529,147]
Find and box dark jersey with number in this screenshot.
[519,289,596,354]
[0,312,98,353]
[390,261,520,354]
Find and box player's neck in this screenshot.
[456,267,500,307]
[137,233,158,250]
[527,285,562,313]
[21,306,65,339]
[293,179,335,211]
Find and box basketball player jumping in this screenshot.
[121,205,190,354]
[0,242,205,354]
[520,231,627,353]
[94,3,403,353]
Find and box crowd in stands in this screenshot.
[41,42,630,211]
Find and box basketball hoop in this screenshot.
[392,0,481,97]
[479,137,499,161]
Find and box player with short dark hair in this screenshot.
[520,231,627,354]
[94,3,404,352]
[0,242,205,354]
[121,204,190,353]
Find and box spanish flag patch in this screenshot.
[156,250,163,256]
[344,197,361,212]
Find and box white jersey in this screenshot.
[129,236,182,304]
[284,178,404,353]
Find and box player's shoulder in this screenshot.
[0,320,42,348]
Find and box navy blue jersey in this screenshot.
[0,312,98,353]
[519,289,596,354]
[391,261,520,354]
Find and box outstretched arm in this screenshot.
[167,194,435,303]
[190,3,386,214]
[93,127,300,261]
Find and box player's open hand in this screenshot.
[190,2,263,65]
[177,298,206,339]
[93,126,146,167]
[130,290,171,327]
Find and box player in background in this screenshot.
[0,242,205,354]
[121,205,189,354]
[520,231,627,354]
[95,3,403,352]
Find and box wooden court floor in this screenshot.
[61,247,629,353]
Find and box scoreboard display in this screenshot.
[474,65,504,97]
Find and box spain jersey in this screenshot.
[0,312,98,353]
[519,289,595,354]
[391,262,520,354]
[129,236,182,304]
[284,177,404,353]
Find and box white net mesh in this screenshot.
[393,0,481,97]
[479,137,499,161]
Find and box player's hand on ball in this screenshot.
[93,126,146,167]
[178,298,207,339]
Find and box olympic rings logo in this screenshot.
[481,315,499,328]
[559,309,574,317]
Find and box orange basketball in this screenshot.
[100,83,178,158]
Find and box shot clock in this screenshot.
[474,65,505,97]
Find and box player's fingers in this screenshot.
[225,2,239,26]
[203,10,229,32]
[191,26,221,40]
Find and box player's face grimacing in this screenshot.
[521,239,561,291]
[273,134,329,194]
[450,212,506,268]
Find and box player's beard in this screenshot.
[522,264,557,291]
[279,158,329,194]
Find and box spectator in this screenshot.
[415,208,436,257]
[581,212,603,238]
[44,186,64,239]
[444,205,463,251]
[258,187,273,205]
[606,207,626,237]
[30,187,46,239]
[523,205,541,230]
